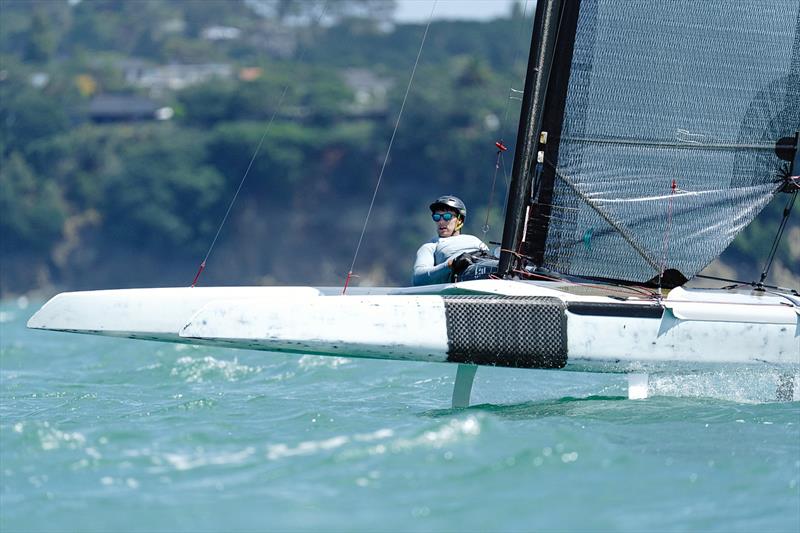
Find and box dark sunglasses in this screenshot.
[432,212,456,222]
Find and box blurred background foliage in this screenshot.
[0,0,796,296]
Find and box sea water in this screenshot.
[1,299,798,532]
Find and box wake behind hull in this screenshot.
[27,281,799,373]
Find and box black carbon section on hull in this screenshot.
[567,301,663,318]
[443,296,567,369]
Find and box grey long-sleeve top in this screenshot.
[412,234,489,286]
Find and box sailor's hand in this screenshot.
[451,253,474,274]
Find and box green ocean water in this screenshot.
[1,298,799,532]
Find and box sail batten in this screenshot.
[518,0,800,286]
[559,137,786,152]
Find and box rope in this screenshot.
[342,0,438,294]
[190,2,330,287]
[509,268,657,299]
[499,247,657,298]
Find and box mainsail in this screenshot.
[502,0,800,286]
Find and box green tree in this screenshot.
[175,80,238,127]
[101,127,226,254]
[0,152,66,252]
[23,10,57,63]
[0,89,69,156]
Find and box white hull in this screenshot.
[27,280,799,373]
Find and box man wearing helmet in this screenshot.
[412,195,490,286]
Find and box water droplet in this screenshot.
[561,452,578,463]
[411,506,430,517]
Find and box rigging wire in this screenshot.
[342,0,438,294]
[694,273,797,293]
[190,2,330,287]
[192,85,289,287]
[657,179,678,293]
[498,2,534,141]
[757,188,797,286]
[482,141,509,234]
[482,0,534,235]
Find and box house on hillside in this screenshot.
[341,68,392,117]
[249,20,297,58]
[86,94,169,123]
[120,61,234,96]
[202,26,242,40]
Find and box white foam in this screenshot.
[391,415,482,452]
[163,446,256,471]
[37,424,87,451]
[170,355,262,383]
[649,369,800,403]
[354,428,394,442]
[297,355,350,369]
[266,435,350,460]
[265,427,396,461]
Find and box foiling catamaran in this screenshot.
[28,0,800,407]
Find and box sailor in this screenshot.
[412,195,490,286]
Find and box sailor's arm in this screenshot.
[412,243,453,286]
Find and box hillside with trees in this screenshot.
[1,0,797,297]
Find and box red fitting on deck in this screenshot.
[191,261,206,288]
[342,271,354,295]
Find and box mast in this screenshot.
[497,0,566,277]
